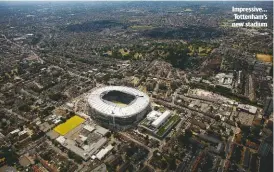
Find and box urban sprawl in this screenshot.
[0,1,273,172]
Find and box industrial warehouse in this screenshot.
[47,115,111,161]
[88,86,151,130]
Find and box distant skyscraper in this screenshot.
[263,97,273,117]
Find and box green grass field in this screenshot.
[156,115,180,136]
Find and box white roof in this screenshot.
[238,104,257,114]
[83,145,90,150]
[66,103,74,108]
[96,145,114,160]
[56,136,66,144]
[79,135,88,141]
[215,73,233,79]
[10,129,20,134]
[151,110,171,128]
[84,125,95,132]
[95,126,109,136]
[147,111,162,121]
[88,86,150,118]
[36,121,42,125]
[18,130,28,136]
[78,112,89,119]
[53,119,61,124]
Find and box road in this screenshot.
[119,132,156,170]
[119,132,150,150]
[153,97,236,129]
[3,108,29,122]
[1,33,44,63]
[183,74,189,84]
[45,140,84,171]
[172,88,179,104]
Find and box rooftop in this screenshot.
[54,116,85,135]
[88,86,150,118]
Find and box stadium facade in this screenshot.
[88,86,151,130]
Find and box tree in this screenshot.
[48,92,66,101]
[67,151,82,163]
[159,82,167,90]
[170,81,180,90]
[105,132,111,138]
[31,131,44,141]
[250,125,262,137]
[145,135,149,140]
[112,49,122,59]
[201,155,213,172]
[168,156,177,170]
[0,146,18,166]
[178,129,192,146]
[125,146,136,157]
[185,129,193,138]
[60,117,66,123]
[160,159,168,169]
[18,104,31,112]
[191,144,198,154]
[215,115,221,121]
[165,137,171,142]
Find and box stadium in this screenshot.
[88,86,151,130]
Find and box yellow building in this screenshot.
[54,116,85,135]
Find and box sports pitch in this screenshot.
[112,100,128,107]
[54,115,85,135]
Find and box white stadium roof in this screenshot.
[88,86,150,118]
